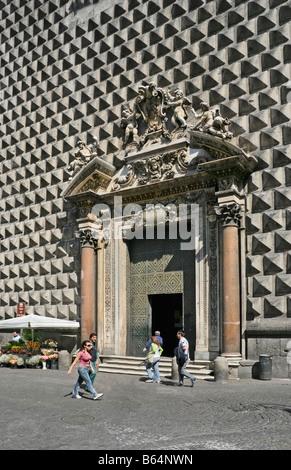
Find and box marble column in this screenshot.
[78,226,99,341]
[215,202,242,357]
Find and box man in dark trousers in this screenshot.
[174,330,196,387]
[88,332,99,386]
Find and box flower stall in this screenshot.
[0,339,58,369]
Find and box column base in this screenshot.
[221,353,242,379]
[221,353,242,362]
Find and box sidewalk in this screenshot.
[0,367,290,451]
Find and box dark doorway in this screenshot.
[149,293,183,357]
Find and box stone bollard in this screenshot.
[58,350,71,371]
[171,356,179,381]
[214,356,229,383]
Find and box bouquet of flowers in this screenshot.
[41,348,55,356]
[43,339,58,348]
[39,354,49,363]
[48,353,58,360]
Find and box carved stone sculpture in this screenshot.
[190,102,214,133]
[190,103,233,140]
[207,109,233,140]
[120,105,138,146]
[164,88,195,128]
[67,137,99,179]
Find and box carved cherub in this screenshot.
[134,159,148,185]
[120,105,138,145]
[68,152,86,178]
[163,154,176,179]
[191,102,214,132]
[68,137,99,178]
[165,88,194,128]
[148,155,163,180]
[74,140,92,163]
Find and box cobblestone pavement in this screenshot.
[0,368,290,451]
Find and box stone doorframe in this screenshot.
[63,131,257,360]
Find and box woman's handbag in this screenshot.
[145,353,155,364]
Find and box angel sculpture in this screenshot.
[165,88,195,128]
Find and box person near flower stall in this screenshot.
[68,340,103,400]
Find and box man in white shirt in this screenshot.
[175,330,196,387]
[12,331,21,342]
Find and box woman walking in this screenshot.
[68,340,103,400]
[145,336,163,383]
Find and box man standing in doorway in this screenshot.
[175,330,196,387]
[143,330,163,351]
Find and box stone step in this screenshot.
[99,366,214,380]
[99,355,214,380]
[100,355,213,366]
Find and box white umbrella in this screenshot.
[0,313,80,341]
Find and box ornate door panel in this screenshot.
[128,237,195,356]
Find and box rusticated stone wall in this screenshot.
[0,0,290,374]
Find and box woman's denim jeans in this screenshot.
[146,360,160,382]
[73,366,97,397]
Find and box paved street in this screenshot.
[0,367,290,452]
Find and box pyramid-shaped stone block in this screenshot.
[252,233,273,255]
[263,253,284,275]
[264,296,285,317]
[253,275,273,297]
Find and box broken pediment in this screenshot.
[108,131,257,196]
[61,155,116,199]
[62,82,257,206]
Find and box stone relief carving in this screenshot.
[111,148,190,191]
[67,83,235,187]
[119,86,232,152]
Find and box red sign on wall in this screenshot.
[17,302,26,316]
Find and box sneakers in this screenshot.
[145,379,153,383]
[191,378,197,388]
[72,394,82,399]
[174,382,183,386]
[93,393,103,400]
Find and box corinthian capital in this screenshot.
[214,202,242,227]
[78,229,99,251]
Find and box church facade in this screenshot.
[0,0,290,377]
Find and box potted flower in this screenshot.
[9,358,18,369]
[48,353,58,370]
[39,354,49,369]
[26,355,40,368]
[0,354,10,367]
[17,357,24,368]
